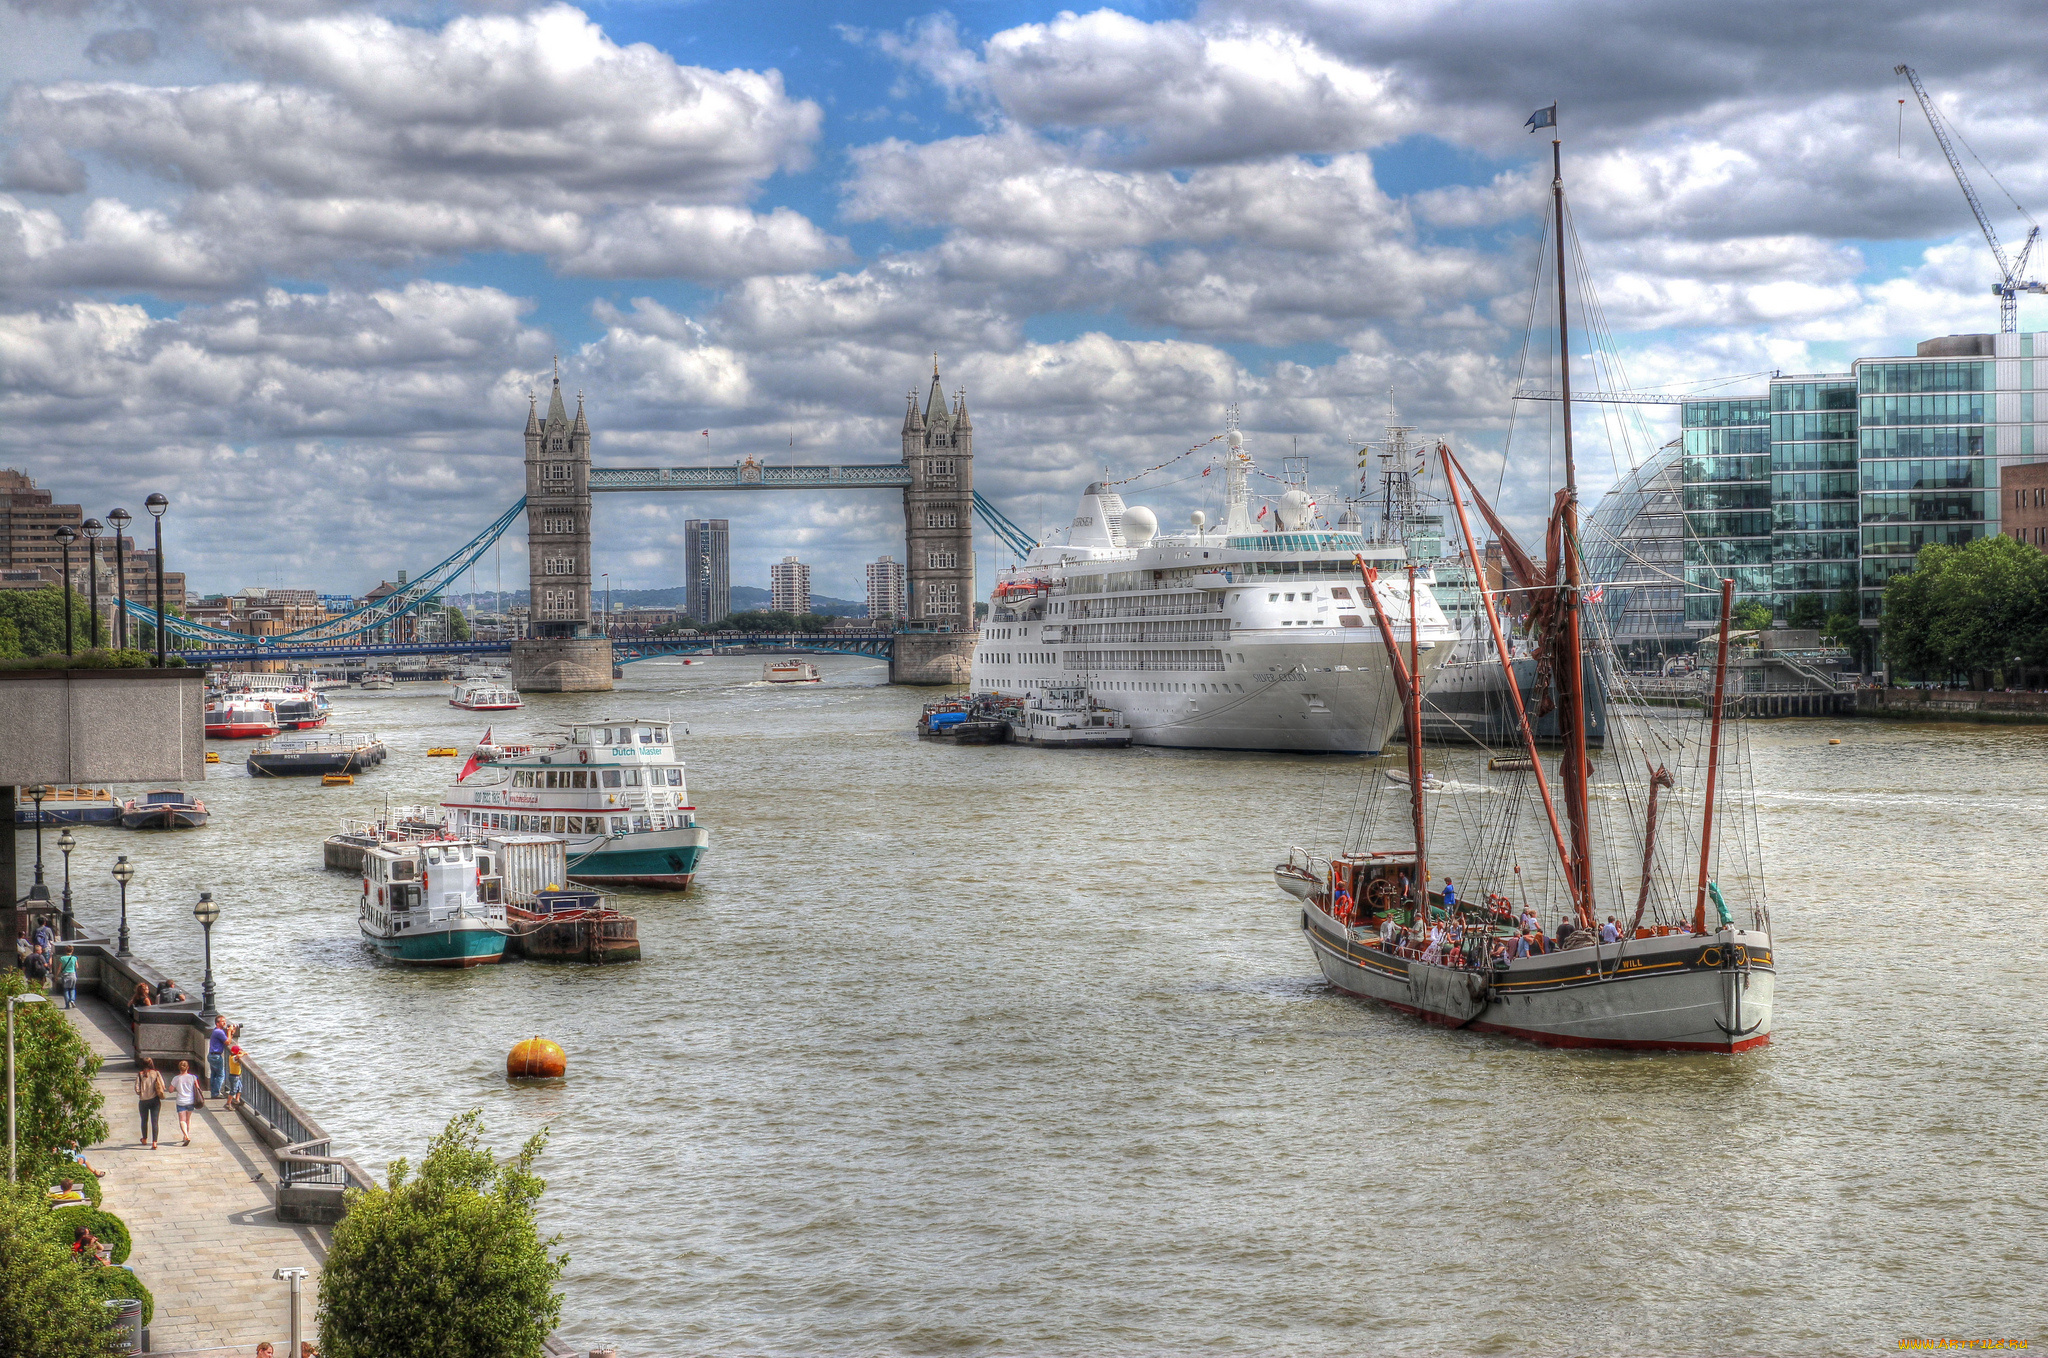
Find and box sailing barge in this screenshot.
[1279,114,1774,1053]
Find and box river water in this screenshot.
[55,658,2045,1355]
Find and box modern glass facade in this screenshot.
[1770,377,1858,625]
[1679,331,2048,630]
[1681,398,1771,626]
[1583,438,1686,663]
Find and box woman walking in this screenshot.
[169,1059,201,1146]
[135,1058,166,1149]
[128,981,152,1054]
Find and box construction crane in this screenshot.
[1897,63,2045,334]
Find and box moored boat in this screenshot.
[763,660,821,684]
[323,805,448,872]
[440,719,709,890]
[247,731,388,777]
[1008,685,1132,748]
[121,790,208,830]
[359,837,507,966]
[205,698,281,740]
[13,787,121,825]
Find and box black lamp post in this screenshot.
[111,856,133,958]
[56,830,74,941]
[193,891,219,1021]
[53,526,76,658]
[145,494,169,667]
[107,508,132,650]
[25,788,46,893]
[81,519,102,649]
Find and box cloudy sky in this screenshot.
[5,0,2047,602]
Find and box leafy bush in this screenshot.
[0,971,108,1192]
[38,1206,130,1265]
[318,1111,565,1358]
[0,1184,121,1356]
[0,647,181,670]
[81,1264,154,1328]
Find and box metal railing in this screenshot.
[237,1051,375,1191]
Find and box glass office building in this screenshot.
[1681,398,1772,627]
[1680,331,2048,629]
[1584,439,1688,665]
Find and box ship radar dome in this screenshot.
[1190,510,1207,530]
[1277,488,1313,530]
[1122,505,1158,546]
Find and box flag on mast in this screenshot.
[1526,103,1557,133]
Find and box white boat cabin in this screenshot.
[360,838,507,937]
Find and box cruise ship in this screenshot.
[973,428,1458,753]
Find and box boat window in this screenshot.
[636,727,653,744]
[623,769,643,787]
[1331,587,1353,600]
[601,770,622,788]
[477,855,491,874]
[544,771,558,788]
[651,727,668,744]
[611,816,628,834]
[461,844,473,862]
[1268,593,1279,602]
[390,860,416,881]
[665,768,683,787]
[572,727,589,743]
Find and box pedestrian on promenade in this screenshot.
[257,1344,274,1357]
[58,949,77,1008]
[208,1015,231,1098]
[128,981,152,1052]
[135,1058,166,1149]
[170,1059,201,1146]
[24,944,49,993]
[34,919,54,952]
[225,1041,245,1111]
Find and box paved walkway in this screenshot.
[65,993,327,1356]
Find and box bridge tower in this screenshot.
[510,372,613,691]
[891,360,977,684]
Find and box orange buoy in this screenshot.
[507,1036,566,1079]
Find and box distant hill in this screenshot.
[447,584,868,617]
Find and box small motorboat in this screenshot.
[121,790,208,830]
[452,682,524,711]
[763,660,822,684]
[360,672,396,691]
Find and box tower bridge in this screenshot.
[512,362,981,692]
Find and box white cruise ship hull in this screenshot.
[1042,635,1451,754]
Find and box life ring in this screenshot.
[579,749,589,764]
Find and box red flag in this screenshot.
[1201,466,1211,477]
[456,752,482,782]
[1257,504,1268,520]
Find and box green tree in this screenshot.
[715,610,834,634]
[444,607,472,642]
[318,1111,565,1358]
[1882,537,2048,684]
[1730,599,1772,632]
[0,970,107,1192]
[0,1184,120,1357]
[0,587,99,659]
[1785,593,1825,629]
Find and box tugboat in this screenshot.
[121,790,209,829]
[451,682,524,711]
[204,698,281,740]
[440,719,709,889]
[763,660,822,684]
[359,836,507,966]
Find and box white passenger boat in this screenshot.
[452,682,524,711]
[1008,685,1131,747]
[441,719,709,889]
[358,837,506,967]
[359,672,395,691]
[974,422,1457,753]
[763,660,821,684]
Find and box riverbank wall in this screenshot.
[1854,688,2048,725]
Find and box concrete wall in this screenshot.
[511,637,613,692]
[890,632,974,685]
[0,668,205,784]
[1856,687,2048,724]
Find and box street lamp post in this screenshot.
[81,519,102,649]
[193,891,220,1021]
[107,508,132,651]
[601,573,611,635]
[25,787,47,894]
[146,494,169,667]
[56,830,74,941]
[111,856,134,958]
[53,526,76,658]
[6,992,49,1183]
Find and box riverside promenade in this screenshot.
[65,991,327,1355]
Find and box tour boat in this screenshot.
[452,682,524,711]
[440,719,709,889]
[1005,686,1132,747]
[974,431,1457,754]
[358,837,506,967]
[359,672,396,691]
[120,790,208,830]
[763,660,821,684]
[1279,124,1773,1054]
[204,698,281,740]
[214,674,331,729]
